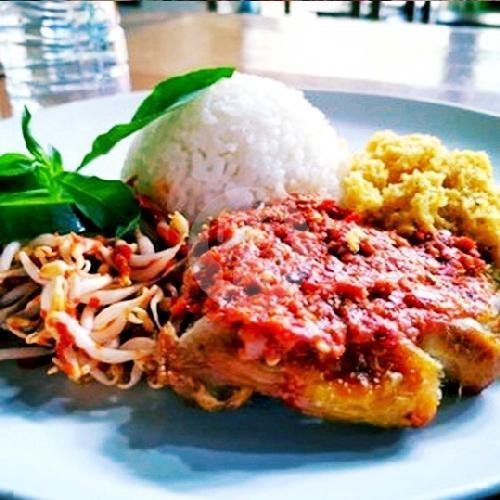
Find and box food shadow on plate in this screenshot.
[0,362,488,489]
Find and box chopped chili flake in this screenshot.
[113,244,132,277]
[453,236,476,253]
[52,320,75,376]
[175,195,495,362]
[157,225,180,247]
[88,297,101,309]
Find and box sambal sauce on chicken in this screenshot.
[165,195,499,427]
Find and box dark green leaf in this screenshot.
[21,107,63,177]
[0,154,42,193]
[77,66,235,170]
[0,193,86,243]
[0,189,51,204]
[57,172,140,235]
[1,108,144,242]
[116,212,141,238]
[77,117,154,170]
[21,107,47,165]
[0,174,41,194]
[48,145,64,175]
[0,153,34,177]
[131,66,235,121]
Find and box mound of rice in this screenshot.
[122,72,348,221]
[342,130,500,262]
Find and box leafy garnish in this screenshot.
[21,109,48,164]
[77,66,235,169]
[0,153,40,193]
[58,172,139,236]
[0,108,140,243]
[0,196,86,243]
[0,67,236,243]
[0,153,35,178]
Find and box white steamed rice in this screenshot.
[122,72,348,221]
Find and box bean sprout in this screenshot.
[0,210,189,388]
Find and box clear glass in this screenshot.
[0,0,130,114]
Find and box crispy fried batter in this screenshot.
[173,318,442,427]
[420,319,500,394]
[285,341,441,427]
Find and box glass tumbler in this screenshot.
[0,0,130,115]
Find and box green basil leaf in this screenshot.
[47,145,64,175]
[77,116,154,170]
[0,189,51,204]
[21,107,63,177]
[0,193,86,243]
[131,66,234,121]
[1,108,143,242]
[0,175,41,194]
[21,107,47,165]
[0,153,34,177]
[0,153,42,193]
[57,172,140,235]
[77,66,235,170]
[116,212,141,238]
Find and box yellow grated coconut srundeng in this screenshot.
[342,131,500,263]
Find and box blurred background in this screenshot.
[0,0,499,116]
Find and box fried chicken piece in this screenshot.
[173,318,442,427]
[166,195,499,427]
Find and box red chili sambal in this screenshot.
[175,195,497,362]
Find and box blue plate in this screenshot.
[0,91,498,500]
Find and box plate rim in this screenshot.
[0,88,498,500]
[303,88,500,119]
[0,87,497,129]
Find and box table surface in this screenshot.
[1,12,500,117]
